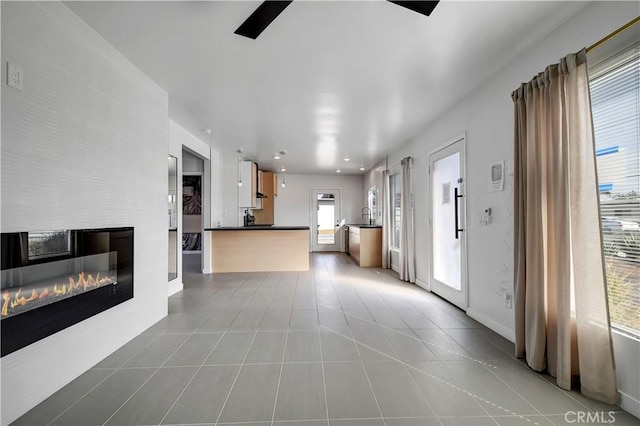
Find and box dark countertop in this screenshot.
[206,226,310,231]
[347,224,382,228]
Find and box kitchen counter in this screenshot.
[207,226,309,272]
[348,225,382,267]
[347,224,382,228]
[206,226,309,231]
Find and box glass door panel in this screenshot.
[429,137,467,309]
[312,189,341,252]
[432,152,461,290]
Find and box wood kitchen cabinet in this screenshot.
[348,225,382,267]
[253,171,276,225]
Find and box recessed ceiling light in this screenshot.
[336,169,341,173]
[343,157,350,162]
[280,167,286,172]
[359,167,365,171]
[273,155,281,160]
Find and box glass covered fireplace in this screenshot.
[1,227,133,356]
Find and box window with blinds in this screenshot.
[590,43,640,336]
[390,172,402,249]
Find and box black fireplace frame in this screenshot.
[1,227,134,356]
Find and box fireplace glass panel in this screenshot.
[1,227,133,357]
[1,252,117,319]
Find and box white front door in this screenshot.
[429,136,468,310]
[311,189,341,252]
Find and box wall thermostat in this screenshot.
[489,161,505,192]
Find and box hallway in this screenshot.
[13,254,637,426]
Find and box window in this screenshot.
[390,172,402,249]
[590,43,640,336]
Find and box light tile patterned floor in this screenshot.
[13,253,640,426]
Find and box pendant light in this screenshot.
[279,165,286,188]
[237,149,244,187]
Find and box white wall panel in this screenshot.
[385,2,639,415]
[1,2,169,424]
[274,174,363,251]
[387,0,636,340]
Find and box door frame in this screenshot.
[310,188,342,252]
[428,133,468,310]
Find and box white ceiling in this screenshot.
[66,1,588,174]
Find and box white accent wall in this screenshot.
[1,2,169,424]
[274,174,364,251]
[168,120,223,282]
[385,1,639,416]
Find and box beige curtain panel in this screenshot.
[381,169,391,269]
[399,157,416,282]
[512,49,618,404]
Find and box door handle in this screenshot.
[454,187,464,239]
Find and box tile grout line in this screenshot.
[310,262,331,426]
[340,316,388,426]
[45,332,164,426]
[269,327,290,426]
[316,316,331,426]
[375,317,445,426]
[482,360,553,421]
[376,319,497,424]
[336,306,499,369]
[101,331,197,426]
[327,258,389,426]
[321,325,541,426]
[157,329,229,425]
[214,329,260,426]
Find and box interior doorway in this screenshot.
[182,149,205,274]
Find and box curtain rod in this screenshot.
[587,17,639,53]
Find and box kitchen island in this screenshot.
[348,224,382,267]
[207,226,310,273]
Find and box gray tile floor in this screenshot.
[13,253,640,426]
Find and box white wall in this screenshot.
[168,120,222,278]
[222,156,239,227]
[386,1,639,416]
[273,174,363,250]
[182,149,205,173]
[1,2,169,424]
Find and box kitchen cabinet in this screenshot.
[208,226,310,272]
[238,161,258,208]
[254,171,276,225]
[348,225,382,267]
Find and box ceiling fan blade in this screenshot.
[235,1,293,39]
[387,1,440,17]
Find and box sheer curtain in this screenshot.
[381,170,391,269]
[512,49,617,403]
[399,157,416,282]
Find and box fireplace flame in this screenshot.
[1,272,115,318]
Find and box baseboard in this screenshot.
[415,278,430,292]
[168,281,183,296]
[466,308,515,343]
[619,390,640,419]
